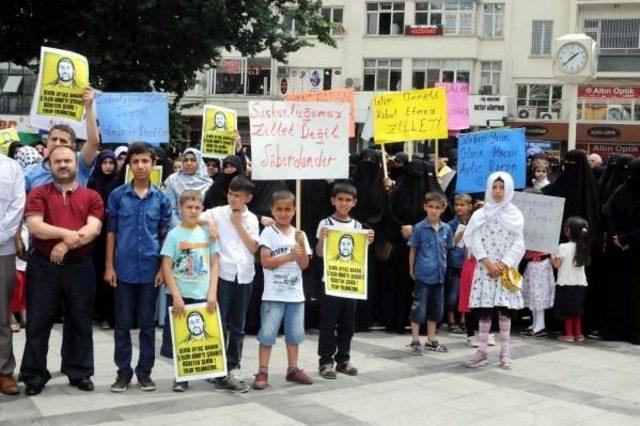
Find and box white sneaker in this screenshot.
[466,337,479,348]
[230,368,246,383]
[488,333,496,346]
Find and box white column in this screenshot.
[566,83,578,151]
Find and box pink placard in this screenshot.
[435,82,469,131]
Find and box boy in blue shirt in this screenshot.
[161,190,220,392]
[408,192,454,355]
[105,142,172,392]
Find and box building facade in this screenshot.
[2,0,640,156]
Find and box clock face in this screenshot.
[556,42,588,74]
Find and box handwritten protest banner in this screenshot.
[323,228,369,300]
[248,101,349,180]
[200,105,237,158]
[512,192,565,253]
[456,128,527,193]
[284,88,356,137]
[0,128,20,156]
[435,82,469,130]
[29,47,91,139]
[372,88,448,144]
[169,303,227,382]
[125,165,163,187]
[96,93,169,145]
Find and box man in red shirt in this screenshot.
[19,145,103,396]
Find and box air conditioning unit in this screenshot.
[344,77,360,90]
[539,111,559,120]
[517,107,537,119]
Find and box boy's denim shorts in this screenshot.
[257,301,305,346]
[409,281,444,324]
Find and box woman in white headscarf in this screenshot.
[463,172,525,370]
[163,147,213,228]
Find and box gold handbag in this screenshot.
[501,268,523,293]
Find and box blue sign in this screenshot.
[96,92,169,145]
[456,128,526,193]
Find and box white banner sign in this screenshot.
[248,101,349,180]
[512,192,565,254]
[469,95,507,127]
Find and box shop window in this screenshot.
[411,59,472,89]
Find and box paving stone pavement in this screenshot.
[1,324,639,425]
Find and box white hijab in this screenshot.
[463,171,524,249]
[164,148,212,197]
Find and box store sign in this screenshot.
[524,125,547,137]
[0,114,38,133]
[526,140,561,157]
[578,85,640,99]
[469,95,507,126]
[587,126,620,139]
[405,25,443,36]
[578,143,640,158]
[218,59,242,74]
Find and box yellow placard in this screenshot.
[0,128,20,156]
[169,303,227,382]
[125,165,163,187]
[200,105,237,158]
[323,228,369,300]
[35,47,89,122]
[372,88,448,144]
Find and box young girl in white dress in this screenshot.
[463,172,526,370]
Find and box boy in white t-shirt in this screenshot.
[252,190,313,390]
[199,175,258,393]
[316,183,374,379]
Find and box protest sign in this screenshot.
[125,165,163,187]
[372,88,448,144]
[456,128,527,193]
[248,101,349,180]
[0,128,20,156]
[96,93,169,145]
[323,228,369,300]
[29,47,91,139]
[284,88,356,137]
[200,105,237,158]
[435,82,469,130]
[512,192,565,253]
[169,303,227,382]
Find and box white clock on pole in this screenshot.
[553,34,597,83]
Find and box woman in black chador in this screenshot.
[599,154,634,204]
[602,159,640,344]
[203,155,244,209]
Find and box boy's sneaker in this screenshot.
[466,337,479,348]
[286,367,313,385]
[449,324,465,335]
[408,341,422,356]
[137,374,156,392]
[230,368,246,384]
[521,328,548,338]
[336,362,358,376]
[464,354,488,368]
[487,333,496,346]
[214,376,249,393]
[319,364,337,379]
[172,380,188,392]
[424,340,449,352]
[252,372,268,390]
[110,373,132,393]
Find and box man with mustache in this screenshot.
[48,57,79,88]
[19,145,104,396]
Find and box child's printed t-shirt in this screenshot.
[161,225,221,300]
[259,225,312,302]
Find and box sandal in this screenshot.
[10,323,20,333]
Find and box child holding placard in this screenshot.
[252,190,313,390]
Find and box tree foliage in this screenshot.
[0,0,335,98]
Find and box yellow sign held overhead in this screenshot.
[0,128,20,156]
[200,105,237,158]
[372,88,448,144]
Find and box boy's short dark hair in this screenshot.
[179,189,204,205]
[332,182,357,198]
[424,191,447,207]
[49,124,77,145]
[228,175,255,195]
[454,193,473,204]
[126,141,156,165]
[271,190,295,206]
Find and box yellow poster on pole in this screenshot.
[125,165,163,187]
[169,303,227,382]
[200,105,237,158]
[372,88,448,144]
[0,128,20,156]
[323,228,369,300]
[33,47,89,123]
